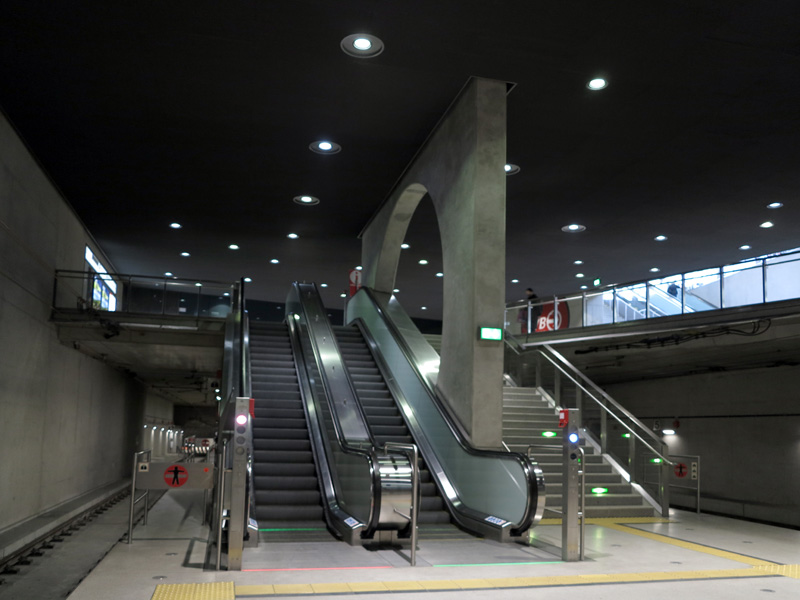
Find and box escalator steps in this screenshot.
[333,325,452,526]
[250,322,324,527]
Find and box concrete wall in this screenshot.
[0,111,145,532]
[605,366,800,527]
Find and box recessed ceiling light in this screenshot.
[393,288,400,293]
[180,252,190,257]
[418,259,428,265]
[767,202,783,209]
[504,163,520,175]
[760,221,774,228]
[576,273,584,278]
[587,78,608,90]
[562,224,586,233]
[355,266,362,270]
[436,272,443,277]
[164,272,173,277]
[655,235,668,241]
[421,306,427,310]
[511,278,519,283]
[574,260,583,265]
[293,195,320,206]
[170,222,182,229]
[309,140,341,154]
[195,282,202,287]
[243,277,252,282]
[287,233,299,239]
[341,33,384,58]
[320,283,328,288]
[270,259,279,264]
[739,244,751,250]
[401,243,410,249]
[650,267,660,273]
[223,292,230,297]
[580,285,588,290]
[228,244,239,250]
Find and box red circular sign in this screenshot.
[164,465,189,487]
[202,439,210,447]
[674,462,688,478]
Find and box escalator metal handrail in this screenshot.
[287,282,386,536]
[286,316,380,537]
[538,344,672,463]
[355,287,544,535]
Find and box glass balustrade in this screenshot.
[506,249,800,336]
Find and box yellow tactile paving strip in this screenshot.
[234,568,779,596]
[152,518,800,598]
[151,581,235,600]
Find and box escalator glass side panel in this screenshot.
[347,289,531,527]
[286,283,379,536]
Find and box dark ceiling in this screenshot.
[3,1,800,321]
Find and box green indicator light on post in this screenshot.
[479,326,503,341]
[651,458,662,464]
[622,433,631,438]
[591,487,608,495]
[542,431,557,438]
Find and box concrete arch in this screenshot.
[360,78,507,447]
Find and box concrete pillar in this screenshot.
[361,77,507,447]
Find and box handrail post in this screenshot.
[384,442,418,567]
[600,398,607,454]
[127,451,138,544]
[660,443,670,517]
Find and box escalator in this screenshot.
[333,325,452,527]
[345,287,546,542]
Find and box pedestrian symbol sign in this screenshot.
[674,462,688,478]
[164,465,189,487]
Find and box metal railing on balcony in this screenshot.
[52,270,238,319]
[506,249,800,337]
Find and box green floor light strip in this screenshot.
[434,561,562,568]
[258,527,327,532]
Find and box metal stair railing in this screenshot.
[505,340,672,516]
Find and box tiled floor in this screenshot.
[57,489,800,599]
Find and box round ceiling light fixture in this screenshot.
[650,267,660,273]
[293,195,320,206]
[170,222,182,229]
[341,34,384,58]
[739,244,752,251]
[760,221,774,228]
[504,163,520,175]
[562,223,586,233]
[401,243,410,249]
[767,202,783,209]
[228,244,239,250]
[180,251,190,257]
[270,259,279,264]
[574,260,584,265]
[309,140,341,154]
[587,78,608,90]
[243,277,252,283]
[287,233,299,239]
[418,259,429,265]
[511,278,519,283]
[654,235,668,242]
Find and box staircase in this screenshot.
[503,387,658,518]
[249,322,327,538]
[333,325,453,527]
